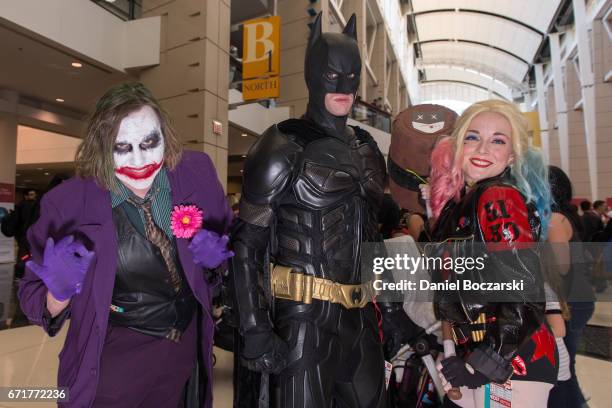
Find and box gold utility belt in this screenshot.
[270,264,374,309]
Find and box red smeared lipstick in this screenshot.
[115,161,163,180]
[469,158,493,168]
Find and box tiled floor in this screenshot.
[0,323,609,408]
[1,282,611,407]
[0,324,234,408]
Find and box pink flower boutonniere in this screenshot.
[170,205,204,239]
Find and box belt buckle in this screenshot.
[338,283,368,309]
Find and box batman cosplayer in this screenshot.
[229,13,411,408]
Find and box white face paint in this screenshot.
[113,106,164,194]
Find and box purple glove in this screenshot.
[188,229,234,269]
[26,236,94,301]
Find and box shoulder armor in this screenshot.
[242,125,302,205]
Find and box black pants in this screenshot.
[547,302,595,408]
[272,301,387,408]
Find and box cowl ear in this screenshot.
[308,12,323,49]
[343,13,357,41]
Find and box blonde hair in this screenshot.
[451,99,529,183]
[430,100,546,223]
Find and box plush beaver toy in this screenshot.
[388,104,457,213]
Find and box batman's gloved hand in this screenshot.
[241,328,289,374]
[381,303,420,359]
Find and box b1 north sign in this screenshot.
[242,15,280,100]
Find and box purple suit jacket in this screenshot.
[18,151,232,408]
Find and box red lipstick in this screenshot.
[115,161,163,180]
[469,158,493,168]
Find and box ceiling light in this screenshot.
[37,168,43,170]
[56,98,64,103]
[241,133,248,137]
[71,62,83,68]
[24,179,32,183]
[240,170,244,173]
[241,155,247,158]
[44,172,50,176]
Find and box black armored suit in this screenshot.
[230,13,389,408]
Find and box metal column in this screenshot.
[534,64,550,163]
[549,32,570,174]
[572,0,598,199]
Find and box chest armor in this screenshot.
[273,131,385,284]
[109,206,196,339]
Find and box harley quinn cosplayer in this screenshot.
[427,100,557,407]
[18,83,233,408]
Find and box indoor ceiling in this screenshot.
[231,0,270,25]
[410,0,564,101]
[0,14,257,189]
[0,18,133,119]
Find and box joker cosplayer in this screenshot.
[18,83,233,408]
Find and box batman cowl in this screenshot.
[304,13,361,139]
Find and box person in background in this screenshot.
[1,176,69,328]
[569,204,580,219]
[1,189,39,329]
[18,83,233,408]
[1,189,37,278]
[579,200,591,216]
[586,200,608,292]
[582,200,603,242]
[545,166,594,408]
[593,200,608,226]
[379,185,401,239]
[600,220,612,286]
[392,209,428,242]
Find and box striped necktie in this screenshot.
[128,196,181,293]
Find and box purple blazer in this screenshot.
[18,151,232,408]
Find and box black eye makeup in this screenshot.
[113,142,132,154]
[140,131,161,150]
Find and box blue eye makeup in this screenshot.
[464,133,479,141]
